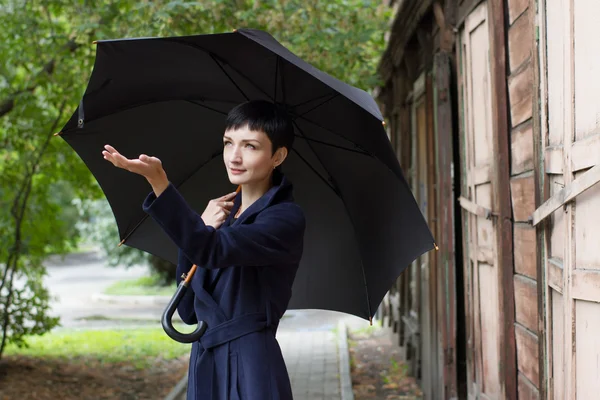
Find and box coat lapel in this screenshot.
[230,172,293,227]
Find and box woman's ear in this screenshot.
[273,147,288,168]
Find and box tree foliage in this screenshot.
[0,0,391,359]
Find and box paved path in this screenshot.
[42,251,370,399]
[277,309,368,400]
[42,251,158,329]
[278,330,341,399]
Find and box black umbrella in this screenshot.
[57,29,435,335]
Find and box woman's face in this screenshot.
[223,125,279,186]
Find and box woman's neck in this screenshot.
[237,174,274,217]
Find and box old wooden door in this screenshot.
[457,2,503,398]
[410,73,430,393]
[534,0,600,398]
[434,51,459,400]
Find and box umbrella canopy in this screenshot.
[58,29,435,320]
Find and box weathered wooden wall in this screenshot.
[376,2,462,399]
[532,0,600,398]
[505,0,541,398]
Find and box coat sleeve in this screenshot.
[142,183,305,269]
[175,249,198,325]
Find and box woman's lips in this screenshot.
[229,168,246,175]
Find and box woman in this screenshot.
[102,100,305,400]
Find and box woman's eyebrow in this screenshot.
[223,136,261,144]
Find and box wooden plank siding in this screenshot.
[374,1,570,398]
[505,0,541,396]
[434,50,459,400]
[488,0,518,398]
[377,0,479,397]
[535,0,600,397]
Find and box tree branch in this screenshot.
[0,39,79,119]
[0,100,67,359]
[0,100,67,294]
[0,266,17,359]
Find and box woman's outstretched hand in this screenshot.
[102,144,169,197]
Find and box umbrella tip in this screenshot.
[369,316,373,326]
[92,40,98,44]
[382,120,386,126]
[233,29,237,32]
[434,242,439,251]
[53,131,62,136]
[118,238,126,247]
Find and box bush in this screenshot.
[74,197,175,285]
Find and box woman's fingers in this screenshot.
[102,150,123,167]
[219,191,238,201]
[104,144,118,154]
[103,145,126,163]
[103,145,129,167]
[202,192,238,228]
[103,146,160,175]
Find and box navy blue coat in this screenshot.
[143,173,305,400]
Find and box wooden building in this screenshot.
[375,0,600,398]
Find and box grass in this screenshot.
[72,242,99,253]
[103,274,176,296]
[5,326,193,369]
[349,324,381,336]
[72,315,160,326]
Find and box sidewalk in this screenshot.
[43,251,369,399]
[278,329,342,399]
[276,309,367,400]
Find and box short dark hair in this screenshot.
[225,100,295,154]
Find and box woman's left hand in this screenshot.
[102,144,169,196]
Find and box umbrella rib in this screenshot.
[209,53,250,102]
[280,56,286,105]
[293,121,373,321]
[293,135,370,156]
[118,150,224,246]
[62,98,237,133]
[290,92,338,109]
[290,148,339,196]
[297,116,365,149]
[296,115,403,183]
[293,93,339,119]
[185,100,229,116]
[274,56,279,102]
[161,38,276,103]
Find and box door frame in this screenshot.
[486,0,517,397]
[455,0,516,397]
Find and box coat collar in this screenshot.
[226,170,294,227]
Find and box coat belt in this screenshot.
[200,312,271,350]
[194,312,273,399]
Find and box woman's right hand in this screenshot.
[201,192,237,229]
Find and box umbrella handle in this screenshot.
[161,186,241,343]
[161,264,208,343]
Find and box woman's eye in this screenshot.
[245,144,256,149]
[223,141,232,147]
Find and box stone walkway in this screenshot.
[278,330,341,399]
[276,309,367,400]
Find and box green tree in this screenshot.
[0,0,391,359]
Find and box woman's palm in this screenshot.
[102,144,164,181]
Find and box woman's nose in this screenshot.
[229,147,242,163]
